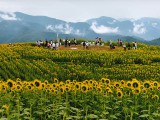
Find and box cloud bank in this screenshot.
[133,23,146,34]
[90,22,119,34]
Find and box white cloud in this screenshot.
[152,23,158,27]
[90,22,119,34]
[108,20,117,24]
[0,12,19,20]
[46,23,84,36]
[133,23,146,34]
[64,23,72,34]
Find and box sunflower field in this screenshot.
[0,43,160,119]
[0,43,160,81]
[0,78,160,119]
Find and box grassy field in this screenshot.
[0,42,160,119]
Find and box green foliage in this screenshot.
[0,43,160,81]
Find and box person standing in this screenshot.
[74,38,77,46]
[65,38,68,47]
[68,40,71,47]
[132,42,135,49]
[135,42,137,49]
[123,43,126,51]
[127,42,131,50]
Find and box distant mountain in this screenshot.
[86,16,160,40]
[0,11,160,44]
[148,38,160,45]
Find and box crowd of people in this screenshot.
[109,39,138,51]
[36,37,138,51]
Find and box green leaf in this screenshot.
[70,107,80,112]
[102,111,109,115]
[0,109,4,113]
[34,111,43,115]
[152,113,160,117]
[105,106,112,110]
[87,114,99,119]
[127,99,133,103]
[141,110,148,113]
[66,116,73,120]
[72,116,83,119]
[134,112,139,115]
[110,115,117,119]
[139,114,149,118]
[0,118,7,120]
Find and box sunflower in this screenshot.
[30,82,34,87]
[59,86,65,94]
[96,86,102,93]
[89,80,93,85]
[15,85,22,92]
[41,83,46,90]
[53,78,59,83]
[7,79,15,88]
[2,104,9,113]
[1,84,8,92]
[131,79,140,89]
[126,81,132,88]
[0,84,2,90]
[16,78,22,85]
[50,83,59,91]
[141,88,147,94]
[49,88,57,94]
[152,94,159,101]
[81,84,88,93]
[65,84,71,92]
[75,82,81,90]
[16,78,21,82]
[143,80,151,89]
[101,78,106,83]
[82,80,89,85]
[120,80,126,86]
[59,81,64,87]
[105,79,111,85]
[152,81,159,88]
[103,92,108,96]
[88,86,93,91]
[25,85,33,90]
[125,89,131,96]
[51,83,59,88]
[34,79,42,90]
[108,89,113,94]
[92,81,98,87]
[132,88,141,95]
[65,80,71,84]
[117,90,123,98]
[98,82,104,88]
[114,82,121,89]
[72,80,77,83]
[44,80,49,85]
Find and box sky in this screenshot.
[0,0,160,22]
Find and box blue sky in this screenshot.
[0,0,160,22]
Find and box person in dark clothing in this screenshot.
[65,39,68,47]
[45,40,48,47]
[127,42,131,50]
[83,42,86,49]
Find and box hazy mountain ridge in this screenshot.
[0,11,160,45]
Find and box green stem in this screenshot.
[17,93,20,120]
[30,104,32,120]
[130,111,133,120]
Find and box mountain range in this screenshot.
[0,11,160,45]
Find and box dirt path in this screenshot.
[58,45,123,51]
